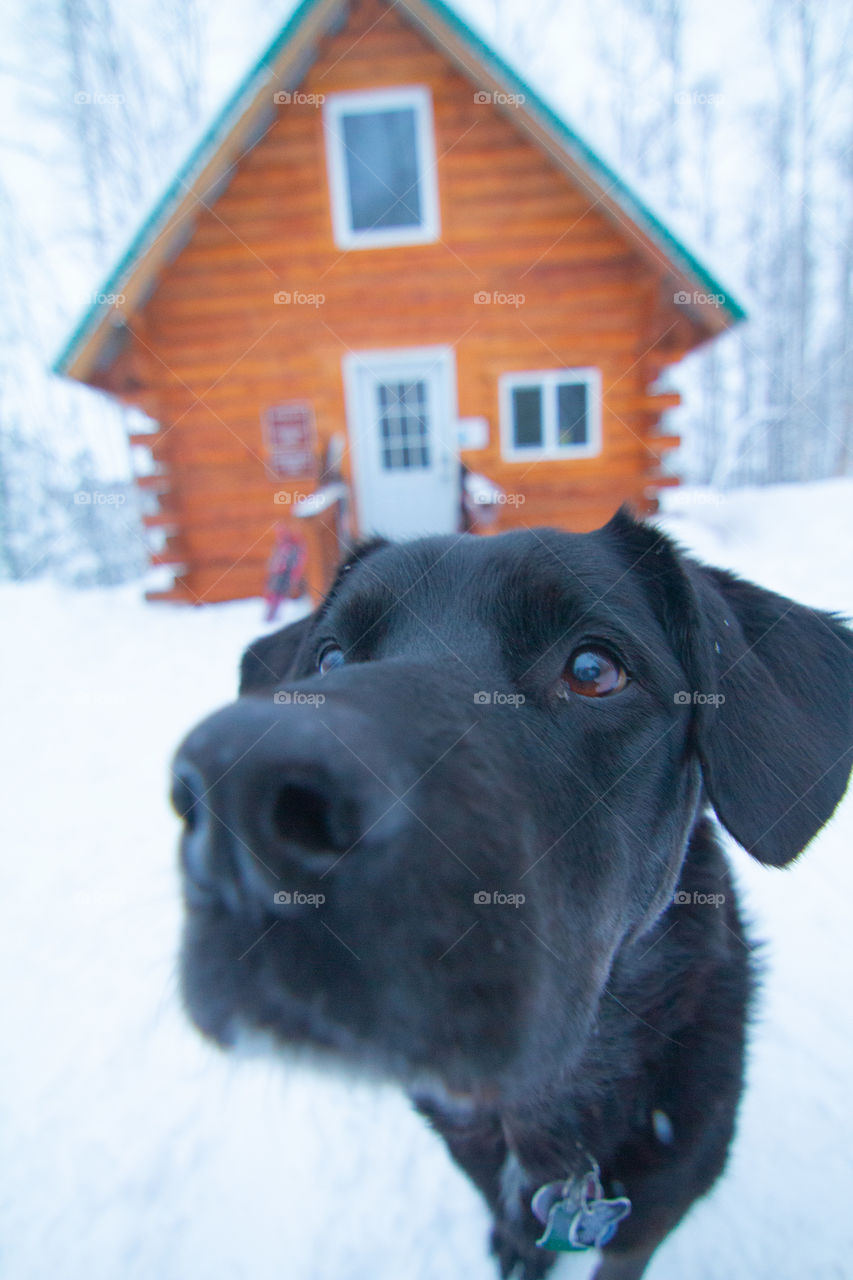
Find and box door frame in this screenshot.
[342,345,460,540]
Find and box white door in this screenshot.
[343,347,459,540]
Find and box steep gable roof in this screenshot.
[54,0,744,382]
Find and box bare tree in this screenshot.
[0,0,203,583]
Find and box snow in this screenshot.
[2,480,852,1280]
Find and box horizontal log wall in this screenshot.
[117,0,687,604]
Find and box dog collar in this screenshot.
[531,1159,631,1252]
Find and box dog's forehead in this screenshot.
[332,528,657,622]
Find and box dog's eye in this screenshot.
[317,644,345,675]
[561,648,627,697]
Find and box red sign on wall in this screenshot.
[261,402,317,477]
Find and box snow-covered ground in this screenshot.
[2,480,852,1280]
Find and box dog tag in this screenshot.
[530,1179,570,1224]
[532,1168,631,1252]
[568,1195,632,1249]
[536,1197,588,1252]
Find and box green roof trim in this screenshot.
[53,0,744,378]
[416,0,745,322]
[52,0,323,376]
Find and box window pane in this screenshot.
[512,386,543,448]
[377,380,430,470]
[557,382,588,446]
[342,108,422,232]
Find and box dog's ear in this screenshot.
[239,611,317,694]
[606,508,853,866]
[239,537,390,694]
[682,560,853,865]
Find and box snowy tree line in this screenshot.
[1,0,203,584]
[1,0,851,583]
[519,0,853,486]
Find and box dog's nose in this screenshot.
[171,697,402,909]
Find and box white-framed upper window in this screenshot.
[323,86,440,250]
[499,368,602,461]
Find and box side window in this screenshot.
[500,370,602,460]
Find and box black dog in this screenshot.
[172,510,853,1279]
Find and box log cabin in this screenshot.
[54,0,743,604]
